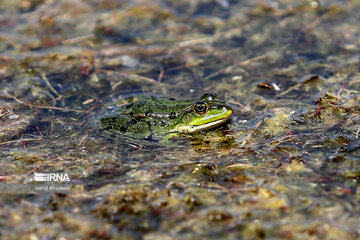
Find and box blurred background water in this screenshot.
[1,0,360,239]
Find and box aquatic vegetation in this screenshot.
[1,0,360,239]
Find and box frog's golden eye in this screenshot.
[192,101,209,116]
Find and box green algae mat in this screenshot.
[1,0,360,239]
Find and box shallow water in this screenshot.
[1,0,360,239]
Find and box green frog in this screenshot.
[98,92,233,141]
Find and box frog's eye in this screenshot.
[192,101,209,116]
[200,92,218,102]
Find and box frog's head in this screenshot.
[176,92,233,133]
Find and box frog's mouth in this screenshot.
[176,115,231,133]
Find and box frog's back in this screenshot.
[117,95,191,115]
[98,95,192,140]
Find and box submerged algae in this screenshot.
[1,0,360,239]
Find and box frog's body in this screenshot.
[99,93,233,140]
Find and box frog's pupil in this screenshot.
[195,102,208,114]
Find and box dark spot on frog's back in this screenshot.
[169,112,176,119]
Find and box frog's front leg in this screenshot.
[159,132,191,144]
